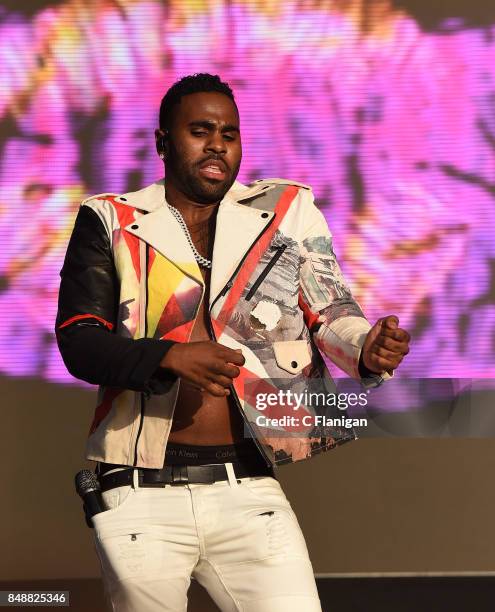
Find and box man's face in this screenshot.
[157,91,242,204]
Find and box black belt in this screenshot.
[98,462,274,492]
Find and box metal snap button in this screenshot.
[119,196,127,201]
[291,360,298,368]
[261,212,269,218]
[131,224,139,229]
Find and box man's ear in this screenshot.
[155,128,168,159]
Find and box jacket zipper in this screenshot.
[245,243,287,301]
[209,215,277,468]
[133,242,149,467]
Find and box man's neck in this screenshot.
[165,179,219,225]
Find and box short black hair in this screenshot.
[159,73,236,131]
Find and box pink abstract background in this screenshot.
[0,0,493,386]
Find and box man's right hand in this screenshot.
[159,341,245,397]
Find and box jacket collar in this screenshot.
[117,178,273,212]
[120,178,276,302]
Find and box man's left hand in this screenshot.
[361,315,410,376]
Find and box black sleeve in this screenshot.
[55,204,177,394]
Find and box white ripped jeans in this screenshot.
[92,464,322,612]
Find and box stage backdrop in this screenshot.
[2,0,495,592]
[0,1,494,382]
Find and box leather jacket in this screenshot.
[56,177,388,468]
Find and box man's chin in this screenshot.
[193,178,233,204]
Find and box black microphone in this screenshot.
[75,469,105,528]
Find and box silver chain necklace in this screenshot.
[167,203,212,269]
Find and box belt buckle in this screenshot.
[170,465,188,485]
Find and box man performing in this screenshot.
[56,73,410,611]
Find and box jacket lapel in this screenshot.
[125,206,203,284]
[121,181,203,284]
[209,195,275,306]
[117,178,276,293]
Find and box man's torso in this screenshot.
[167,205,246,446]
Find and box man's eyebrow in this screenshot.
[188,120,240,132]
